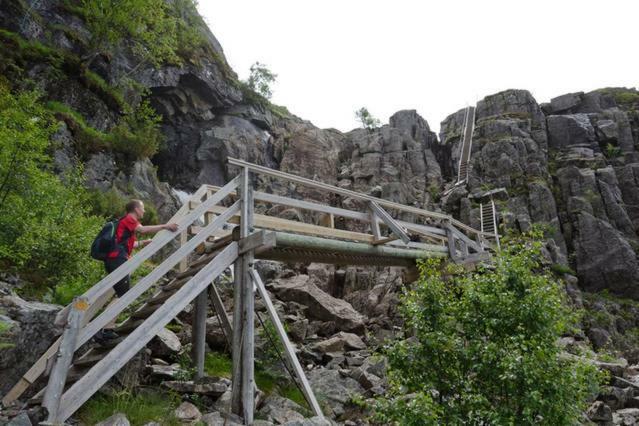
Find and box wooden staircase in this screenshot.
[2,159,495,424]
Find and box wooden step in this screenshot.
[130,303,161,320]
[148,288,178,306]
[161,276,189,292]
[73,352,106,368]
[115,319,145,334]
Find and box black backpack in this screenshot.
[90,219,120,260]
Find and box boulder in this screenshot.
[271,275,366,333]
[613,408,639,426]
[148,327,182,358]
[162,377,229,397]
[201,411,243,426]
[258,395,306,424]
[588,328,612,350]
[0,294,61,395]
[95,413,130,426]
[174,401,202,422]
[587,401,613,423]
[307,369,364,417]
[547,114,597,150]
[311,332,367,354]
[146,363,181,381]
[280,417,333,426]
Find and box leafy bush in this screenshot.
[0,83,103,302]
[375,231,604,425]
[110,99,164,158]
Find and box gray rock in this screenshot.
[281,417,333,426]
[573,212,639,298]
[148,327,182,358]
[587,401,612,422]
[258,395,307,424]
[547,114,597,150]
[271,275,366,333]
[588,327,612,350]
[613,408,639,425]
[162,377,229,397]
[174,401,202,422]
[308,369,364,417]
[0,295,61,395]
[95,413,130,426]
[146,363,181,380]
[201,411,243,426]
[549,92,584,113]
[311,332,367,354]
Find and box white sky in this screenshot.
[198,0,638,134]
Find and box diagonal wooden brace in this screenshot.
[368,201,411,244]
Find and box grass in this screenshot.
[76,389,182,426]
[204,351,310,410]
[0,321,15,349]
[204,351,233,378]
[46,101,112,153]
[81,70,127,111]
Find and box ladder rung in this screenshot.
[73,352,106,368]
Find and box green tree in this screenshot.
[375,231,603,425]
[0,82,103,302]
[355,107,381,129]
[79,0,180,68]
[246,62,277,99]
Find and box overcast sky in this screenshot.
[198,0,638,134]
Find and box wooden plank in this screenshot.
[192,288,208,379]
[42,297,88,423]
[56,243,239,422]
[448,223,482,254]
[209,283,233,345]
[445,223,458,261]
[250,269,324,419]
[238,230,276,255]
[201,205,377,243]
[76,201,241,352]
[369,201,410,244]
[371,235,399,246]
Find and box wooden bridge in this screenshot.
[2,158,497,424]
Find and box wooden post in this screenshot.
[445,222,458,261]
[240,167,255,424]
[192,288,208,379]
[209,282,233,346]
[231,166,256,424]
[250,269,324,419]
[42,297,88,424]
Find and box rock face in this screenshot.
[441,88,639,298]
[0,293,61,396]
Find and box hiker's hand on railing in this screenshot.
[141,239,153,246]
[164,223,179,232]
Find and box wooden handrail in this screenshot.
[226,157,494,239]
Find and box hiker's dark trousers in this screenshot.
[104,256,130,297]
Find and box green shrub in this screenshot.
[375,230,604,425]
[111,99,163,158]
[605,143,622,158]
[0,84,103,303]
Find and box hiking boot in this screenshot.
[94,329,119,345]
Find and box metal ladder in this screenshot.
[480,198,500,250]
[456,105,476,184]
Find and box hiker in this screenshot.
[95,199,178,343]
